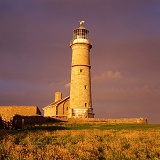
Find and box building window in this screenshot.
[85,103,87,107]
[85,85,87,89]
[80,69,83,72]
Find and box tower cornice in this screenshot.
[71,64,91,68]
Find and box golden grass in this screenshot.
[0,127,160,159]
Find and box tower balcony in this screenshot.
[70,38,92,47]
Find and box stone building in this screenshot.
[0,106,41,121]
[43,92,69,118]
[43,21,94,118]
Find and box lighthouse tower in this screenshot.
[68,21,94,118]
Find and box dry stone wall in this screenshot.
[12,115,47,129]
[68,118,148,124]
[0,106,41,121]
[12,115,63,129]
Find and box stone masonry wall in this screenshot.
[69,42,93,118]
[0,106,41,121]
[68,118,148,124]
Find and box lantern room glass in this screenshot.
[73,28,89,40]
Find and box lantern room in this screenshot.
[70,20,91,46]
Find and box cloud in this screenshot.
[92,71,160,109]
[65,82,70,88]
[50,80,70,90]
[92,85,160,123]
[55,80,70,88]
[92,70,123,83]
[93,85,160,104]
[92,70,137,85]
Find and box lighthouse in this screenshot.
[68,21,94,118]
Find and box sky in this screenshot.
[0,0,160,123]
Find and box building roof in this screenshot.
[43,96,70,110]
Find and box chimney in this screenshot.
[55,92,62,102]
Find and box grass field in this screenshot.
[0,123,160,160]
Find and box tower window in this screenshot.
[85,103,87,107]
[80,69,83,72]
[85,85,87,89]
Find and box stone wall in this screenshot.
[0,116,2,129]
[68,118,148,124]
[12,115,65,129]
[57,99,69,117]
[43,98,69,117]
[12,115,48,129]
[0,106,41,121]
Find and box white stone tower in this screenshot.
[68,21,94,118]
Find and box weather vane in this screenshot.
[79,20,85,26]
